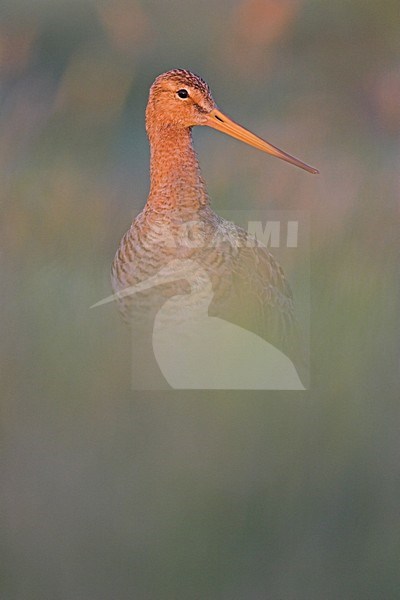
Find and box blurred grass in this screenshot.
[1,0,399,598]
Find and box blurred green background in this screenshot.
[1,0,399,598]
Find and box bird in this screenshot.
[110,69,318,388]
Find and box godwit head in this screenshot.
[145,69,319,174]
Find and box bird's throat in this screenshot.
[147,126,209,212]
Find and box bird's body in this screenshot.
[113,204,297,359]
[109,258,304,389]
[111,70,317,385]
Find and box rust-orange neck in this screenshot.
[146,125,209,213]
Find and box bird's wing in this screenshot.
[205,218,304,367]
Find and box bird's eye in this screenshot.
[177,89,189,99]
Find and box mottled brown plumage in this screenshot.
[112,69,317,369]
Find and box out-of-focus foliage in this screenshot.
[1,1,399,598]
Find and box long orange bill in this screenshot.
[205,108,319,175]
